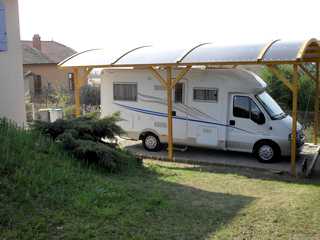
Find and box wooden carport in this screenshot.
[59,39,320,176]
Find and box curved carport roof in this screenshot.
[59,38,320,176]
[59,39,320,68]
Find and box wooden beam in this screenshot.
[171,65,191,88]
[299,64,317,82]
[257,39,280,61]
[166,66,173,161]
[267,65,294,91]
[314,62,320,144]
[60,59,320,71]
[291,64,299,177]
[73,67,81,117]
[297,39,316,59]
[149,67,167,88]
[304,49,320,54]
[302,53,320,59]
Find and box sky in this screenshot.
[18,0,320,52]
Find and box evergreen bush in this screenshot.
[31,113,141,172]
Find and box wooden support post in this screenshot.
[314,62,320,144]
[171,65,191,88]
[73,67,92,117]
[166,66,173,160]
[291,65,299,177]
[73,67,81,117]
[149,66,191,161]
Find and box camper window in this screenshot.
[113,83,137,101]
[174,83,184,103]
[193,88,218,102]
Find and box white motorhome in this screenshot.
[101,68,304,162]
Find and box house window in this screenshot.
[68,73,74,91]
[193,88,218,102]
[174,83,184,103]
[113,83,137,101]
[34,75,42,95]
[0,2,7,52]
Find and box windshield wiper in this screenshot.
[272,112,287,120]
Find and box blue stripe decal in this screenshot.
[114,103,253,134]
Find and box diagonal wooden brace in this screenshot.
[267,65,294,92]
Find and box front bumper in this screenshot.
[280,131,305,156]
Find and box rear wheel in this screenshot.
[254,141,280,163]
[142,133,161,152]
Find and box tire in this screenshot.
[254,141,280,163]
[142,133,161,152]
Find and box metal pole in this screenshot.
[73,67,81,117]
[314,62,319,144]
[291,64,299,176]
[166,66,173,160]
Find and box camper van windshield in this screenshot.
[256,92,286,120]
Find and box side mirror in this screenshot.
[258,112,266,125]
[251,112,265,125]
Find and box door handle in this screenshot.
[229,120,235,126]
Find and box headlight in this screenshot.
[288,130,305,141]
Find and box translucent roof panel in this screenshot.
[59,49,114,67]
[59,39,320,68]
[114,46,191,65]
[262,40,304,61]
[181,42,268,64]
[59,47,150,67]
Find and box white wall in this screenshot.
[0,0,26,125]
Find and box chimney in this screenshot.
[32,34,41,51]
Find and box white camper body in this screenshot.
[101,68,304,162]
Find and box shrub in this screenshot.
[64,105,76,119]
[31,113,141,172]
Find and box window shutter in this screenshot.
[0,3,7,52]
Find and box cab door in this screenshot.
[227,94,268,152]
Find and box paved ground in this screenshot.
[119,139,320,177]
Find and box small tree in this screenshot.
[260,65,315,112]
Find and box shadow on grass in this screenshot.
[124,142,320,186]
[151,160,320,186]
[71,167,255,240]
[1,164,254,240]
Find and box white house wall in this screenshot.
[0,0,26,125]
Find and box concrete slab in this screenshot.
[119,139,314,175]
[301,143,320,177]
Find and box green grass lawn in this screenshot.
[1,124,320,239]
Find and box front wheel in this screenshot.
[254,142,280,163]
[142,133,161,152]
